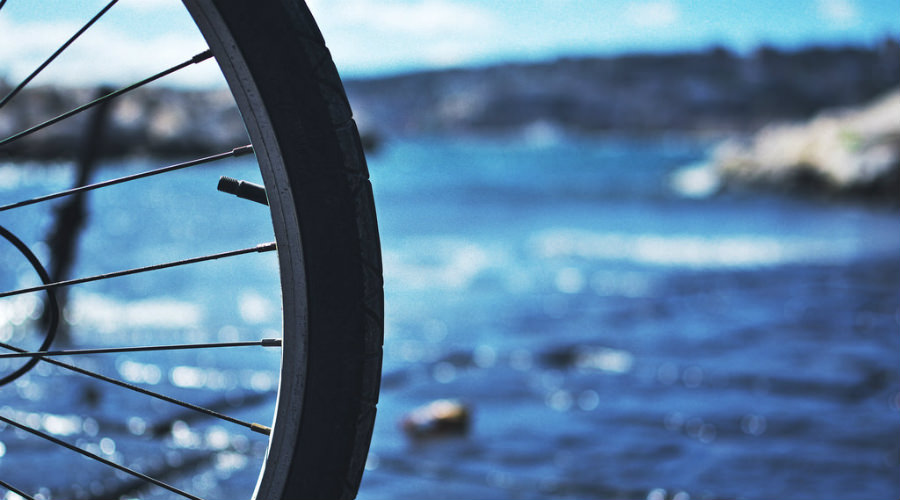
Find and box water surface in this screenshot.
[0,135,897,499]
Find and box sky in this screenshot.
[0,0,898,87]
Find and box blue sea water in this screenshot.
[0,135,898,499]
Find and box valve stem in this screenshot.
[218,176,268,206]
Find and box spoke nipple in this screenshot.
[261,338,282,347]
[232,144,254,156]
[256,242,277,253]
[193,49,214,63]
[250,423,272,436]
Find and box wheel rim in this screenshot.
[182,3,311,498]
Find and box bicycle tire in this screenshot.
[183,2,383,499]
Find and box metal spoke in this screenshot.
[0,242,276,299]
[0,338,281,359]
[0,50,213,148]
[0,479,36,500]
[0,413,205,500]
[0,145,253,212]
[0,0,119,111]
[0,340,273,435]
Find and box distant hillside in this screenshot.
[345,40,900,136]
[0,86,247,160]
[1,41,898,159]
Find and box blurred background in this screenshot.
[0,1,899,499]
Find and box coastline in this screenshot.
[2,43,898,203]
[711,89,900,204]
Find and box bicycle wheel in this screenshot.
[186,2,384,499]
[0,1,383,499]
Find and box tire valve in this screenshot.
[218,176,268,206]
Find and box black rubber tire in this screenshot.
[184,2,383,499]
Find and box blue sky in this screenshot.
[0,0,898,86]
[310,0,900,75]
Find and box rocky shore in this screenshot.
[712,89,900,203]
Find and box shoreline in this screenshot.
[711,89,900,204]
[2,41,897,161]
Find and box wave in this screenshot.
[382,237,499,291]
[381,227,898,297]
[531,228,893,269]
[67,292,204,333]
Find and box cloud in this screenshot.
[307,0,505,73]
[355,0,496,36]
[0,0,503,85]
[309,0,497,35]
[115,0,179,13]
[0,16,221,87]
[816,0,860,28]
[623,0,681,28]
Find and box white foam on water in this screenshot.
[0,163,73,191]
[237,290,275,325]
[66,292,203,333]
[532,228,883,269]
[669,162,721,199]
[382,237,499,290]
